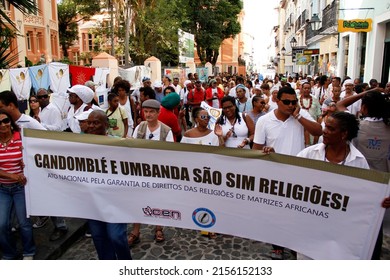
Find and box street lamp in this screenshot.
[309,14,321,31]
[290,37,297,48]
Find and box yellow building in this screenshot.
[1,0,60,66]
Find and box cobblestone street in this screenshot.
[58,224,390,260]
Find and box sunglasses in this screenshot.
[37,94,49,99]
[199,115,211,120]
[29,99,38,103]
[0,117,11,125]
[280,99,298,105]
[148,133,154,140]
[260,101,266,105]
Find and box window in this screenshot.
[88,34,93,51]
[118,54,125,66]
[73,52,80,65]
[36,32,43,53]
[82,33,87,52]
[51,34,58,56]
[26,32,32,51]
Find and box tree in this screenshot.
[184,0,242,65]
[57,0,101,58]
[127,0,188,65]
[0,0,38,67]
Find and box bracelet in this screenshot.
[244,137,250,144]
[295,114,302,120]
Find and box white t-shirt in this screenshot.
[340,91,361,116]
[16,114,46,130]
[67,103,92,133]
[253,109,314,156]
[180,131,219,146]
[132,124,174,142]
[297,142,369,169]
[39,103,63,131]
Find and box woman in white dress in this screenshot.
[180,107,223,238]
[181,107,223,146]
[215,96,254,149]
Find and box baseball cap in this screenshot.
[142,77,151,82]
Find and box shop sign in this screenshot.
[338,19,372,33]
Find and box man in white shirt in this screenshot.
[252,86,322,259]
[36,88,62,131]
[339,79,361,116]
[130,99,172,244]
[172,77,182,94]
[66,85,94,133]
[252,86,322,156]
[0,90,45,130]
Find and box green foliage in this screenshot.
[126,0,188,66]
[58,0,101,57]
[0,0,39,67]
[0,28,19,68]
[184,0,242,65]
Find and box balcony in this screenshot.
[306,0,338,42]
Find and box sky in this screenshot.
[242,0,279,70]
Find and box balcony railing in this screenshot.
[306,0,338,41]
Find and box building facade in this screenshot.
[276,0,390,83]
[1,0,60,66]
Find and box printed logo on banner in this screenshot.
[192,208,216,228]
[142,206,181,220]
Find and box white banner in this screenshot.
[22,130,390,260]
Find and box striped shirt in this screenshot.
[0,131,23,184]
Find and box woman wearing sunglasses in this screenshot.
[216,96,255,149]
[0,110,35,260]
[180,107,223,239]
[180,107,223,146]
[28,95,40,121]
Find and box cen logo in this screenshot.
[142,206,181,220]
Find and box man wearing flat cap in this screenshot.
[130,99,172,245]
[66,84,94,133]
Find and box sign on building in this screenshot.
[338,19,372,33]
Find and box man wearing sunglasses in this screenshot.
[252,86,322,260]
[36,88,62,131]
[252,86,322,156]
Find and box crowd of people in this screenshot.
[0,71,389,260]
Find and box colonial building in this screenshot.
[276,0,390,83]
[1,0,60,66]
